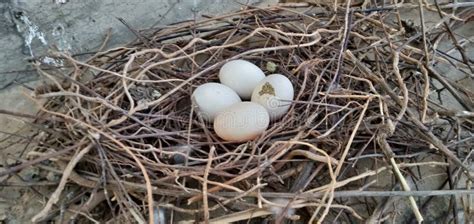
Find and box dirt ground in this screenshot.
[0,1,472,223]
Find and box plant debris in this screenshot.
[1,2,473,223]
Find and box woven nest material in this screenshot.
[9,4,473,223]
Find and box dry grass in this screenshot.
[1,2,473,223]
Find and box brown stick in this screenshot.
[32,144,93,222]
[0,140,86,177]
[345,50,472,180]
[377,131,424,223]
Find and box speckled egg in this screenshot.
[251,74,294,120]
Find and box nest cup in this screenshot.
[19,4,474,223]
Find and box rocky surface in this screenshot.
[0,0,275,89]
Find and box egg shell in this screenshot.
[251,74,294,120]
[192,83,241,122]
[219,60,265,99]
[213,102,269,142]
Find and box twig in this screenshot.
[202,146,215,223]
[0,140,86,177]
[377,132,424,223]
[425,66,473,111]
[225,189,474,198]
[32,144,92,222]
[433,0,473,73]
[116,17,152,48]
[34,104,156,224]
[19,5,473,223]
[345,50,472,179]
[335,99,370,176]
[417,0,430,66]
[195,208,272,224]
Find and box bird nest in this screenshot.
[6,3,473,223]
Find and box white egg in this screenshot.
[219,60,266,99]
[192,83,241,122]
[214,102,269,142]
[251,74,294,120]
